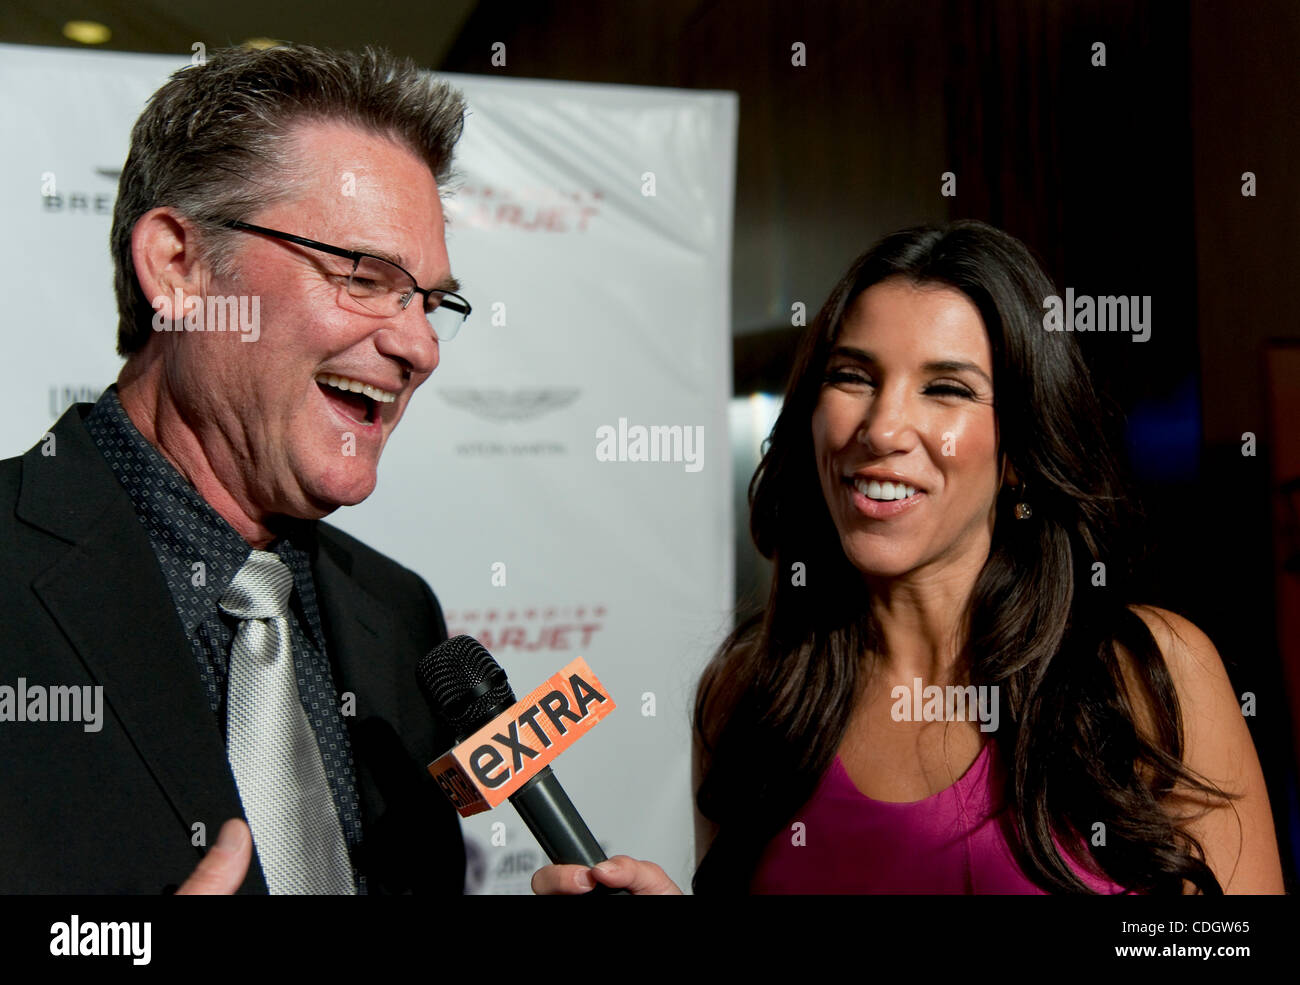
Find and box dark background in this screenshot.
[4,0,1296,889]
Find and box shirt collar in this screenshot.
[84,385,319,641]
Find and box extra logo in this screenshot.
[428,657,614,815]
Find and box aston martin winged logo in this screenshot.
[436,387,581,422]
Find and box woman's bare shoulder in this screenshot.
[1121,605,1284,892]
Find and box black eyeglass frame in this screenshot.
[219,219,471,333]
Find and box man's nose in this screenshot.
[377,301,439,375]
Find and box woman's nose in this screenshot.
[855,385,911,454]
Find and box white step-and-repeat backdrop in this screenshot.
[0,42,736,894]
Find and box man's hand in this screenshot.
[175,819,252,894]
[531,855,683,895]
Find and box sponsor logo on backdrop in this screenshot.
[463,835,543,895]
[455,440,568,457]
[445,605,606,653]
[445,184,605,233]
[49,385,104,418]
[41,166,118,215]
[439,387,580,422]
[463,837,489,892]
[441,387,581,459]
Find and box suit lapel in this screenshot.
[310,533,418,830]
[20,405,266,893]
[311,535,404,726]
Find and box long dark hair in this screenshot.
[693,220,1233,894]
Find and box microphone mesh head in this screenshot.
[417,635,516,741]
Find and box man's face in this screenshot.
[165,120,449,521]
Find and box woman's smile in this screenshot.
[843,476,927,518]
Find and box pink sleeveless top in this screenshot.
[749,740,1132,894]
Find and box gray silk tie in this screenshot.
[220,549,356,895]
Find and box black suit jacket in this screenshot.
[0,403,465,893]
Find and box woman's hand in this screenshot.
[531,855,684,895]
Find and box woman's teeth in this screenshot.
[315,373,398,404]
[854,478,917,501]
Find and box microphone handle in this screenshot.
[508,765,628,895]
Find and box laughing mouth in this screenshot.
[316,373,398,425]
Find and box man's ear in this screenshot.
[131,207,211,326]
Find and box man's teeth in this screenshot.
[854,479,917,501]
[315,374,398,404]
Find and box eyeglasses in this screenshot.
[219,220,471,341]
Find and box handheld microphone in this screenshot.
[417,635,624,884]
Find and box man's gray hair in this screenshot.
[110,43,466,356]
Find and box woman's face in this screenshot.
[811,277,1005,582]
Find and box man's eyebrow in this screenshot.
[353,243,408,268]
[354,243,461,293]
[829,347,992,385]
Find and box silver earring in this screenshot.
[1013,482,1032,520]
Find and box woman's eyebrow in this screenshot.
[922,360,992,386]
[829,347,992,386]
[828,345,874,362]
